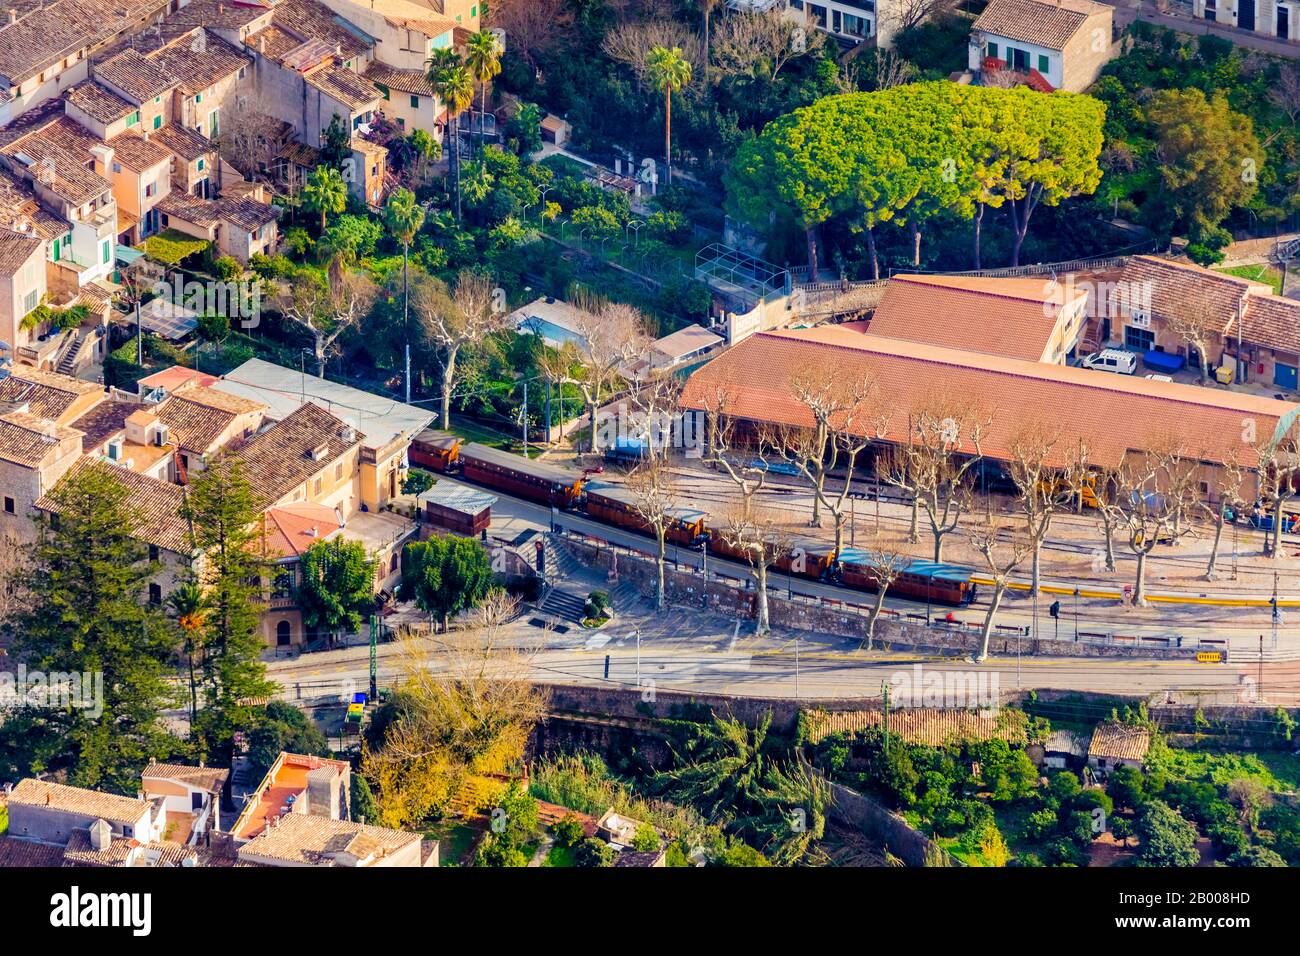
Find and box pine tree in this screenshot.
[296,536,376,644]
[14,463,178,792]
[181,458,275,757]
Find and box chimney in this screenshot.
[89,819,112,852]
[258,35,266,54]
[7,9,17,25]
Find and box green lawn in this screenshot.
[1215,264,1285,295]
[542,844,577,867]
[426,820,482,867]
[447,416,520,452]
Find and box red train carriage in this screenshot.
[409,429,462,473]
[458,442,584,509]
[583,482,707,546]
[836,550,977,606]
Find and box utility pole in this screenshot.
[794,636,800,700]
[1074,587,1080,641]
[1259,634,1265,703]
[635,628,641,689]
[1272,571,1280,650]
[700,540,708,608]
[545,380,552,446]
[368,613,378,700]
[521,380,529,458]
[882,679,890,756]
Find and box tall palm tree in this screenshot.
[463,29,503,154]
[645,45,692,187]
[302,164,346,233]
[383,188,426,404]
[427,53,475,221]
[167,579,207,724]
[699,0,721,81]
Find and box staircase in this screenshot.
[1272,236,1300,264]
[610,578,644,610]
[537,587,589,624]
[55,332,88,376]
[542,534,582,587]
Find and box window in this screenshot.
[238,66,246,79]
[377,82,389,100]
[272,569,294,599]
[196,157,204,171]
[987,41,998,59]
[313,476,322,496]
[1124,325,1154,352]
[1037,54,1049,73]
[148,544,159,561]
[194,92,202,104]
[276,620,292,646]
[411,94,419,108]
[102,240,111,264]
[112,161,121,173]
[3,497,13,515]
[144,182,155,198]
[23,290,37,313]
[148,583,162,605]
[335,462,343,481]
[126,111,139,126]
[154,95,161,104]
[153,114,162,130]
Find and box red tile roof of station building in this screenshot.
[679,325,1300,471]
[1241,293,1300,356]
[867,273,1086,362]
[1114,255,1262,335]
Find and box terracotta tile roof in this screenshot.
[0,227,42,273]
[1,116,113,206]
[93,49,178,103]
[0,367,100,420]
[138,365,219,393]
[0,0,167,86]
[1087,722,1151,762]
[868,273,1085,362]
[0,168,68,240]
[7,778,151,826]
[236,814,422,866]
[68,399,138,449]
[37,458,191,553]
[107,131,173,172]
[150,122,215,162]
[155,386,260,452]
[64,81,137,125]
[801,708,1027,746]
[1115,254,1260,336]
[1241,293,1300,356]
[972,0,1110,49]
[679,326,1300,471]
[364,60,435,97]
[156,190,221,228]
[305,62,383,111]
[0,835,66,866]
[0,411,78,467]
[61,830,196,867]
[273,0,375,60]
[248,25,309,62]
[256,502,343,559]
[141,761,229,793]
[147,31,251,96]
[218,196,279,232]
[234,402,362,505]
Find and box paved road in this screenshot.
[1104,0,1300,58]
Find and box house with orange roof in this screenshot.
[227,751,354,843]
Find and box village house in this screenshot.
[0,409,84,541]
[968,0,1115,93]
[1191,0,1300,45]
[1086,722,1152,773]
[140,761,229,848]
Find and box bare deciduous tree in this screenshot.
[710,8,823,82]
[278,270,378,377]
[879,0,959,36]
[488,0,574,65]
[416,270,511,430]
[716,500,790,636]
[764,365,884,553]
[1163,288,1225,383]
[969,518,1031,662]
[1269,63,1300,126]
[1102,445,1197,605]
[572,303,651,453]
[878,399,988,562]
[625,455,683,610]
[1006,423,1067,595]
[1201,456,1246,580]
[216,98,296,181]
[858,542,908,651]
[1254,418,1300,559]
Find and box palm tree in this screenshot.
[167,579,207,724]
[427,55,475,221]
[302,164,346,233]
[699,0,721,81]
[383,188,426,404]
[645,45,692,187]
[656,713,771,820]
[463,29,503,154]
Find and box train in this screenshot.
[413,435,979,607]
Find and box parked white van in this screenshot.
[1081,349,1137,375]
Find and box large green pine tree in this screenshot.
[181,457,276,757]
[296,536,376,643]
[13,463,178,792]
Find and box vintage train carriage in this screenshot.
[773,541,836,581]
[410,428,463,473]
[458,442,584,509]
[583,482,707,545]
[836,551,977,606]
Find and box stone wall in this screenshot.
[827,782,949,867]
[556,536,1214,661]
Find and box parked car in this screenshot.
[1081,349,1137,375]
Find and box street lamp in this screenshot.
[632,628,641,688]
[628,220,645,247]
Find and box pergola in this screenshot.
[694,243,789,310]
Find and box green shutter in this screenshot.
[153,114,162,129]
[1037,54,1049,72]
[411,95,419,108]
[988,42,998,59]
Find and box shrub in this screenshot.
[1135,800,1200,867]
[212,255,243,281]
[575,836,615,867]
[631,823,660,852]
[552,814,585,848]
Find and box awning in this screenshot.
[115,246,146,267]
